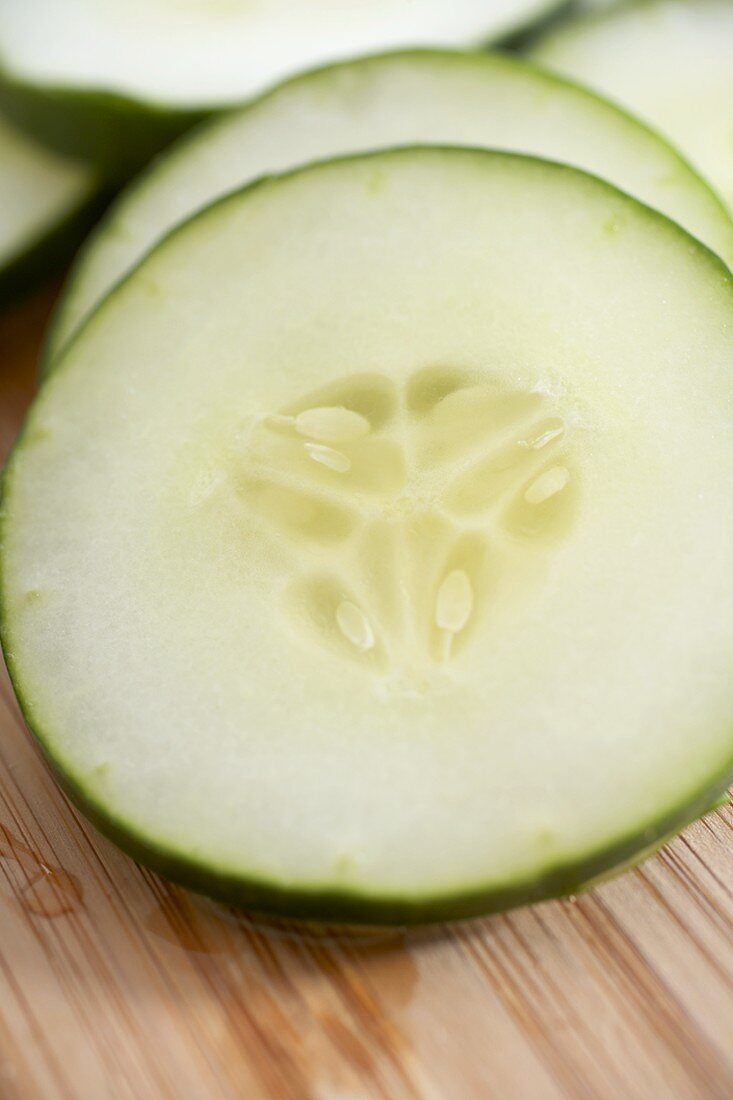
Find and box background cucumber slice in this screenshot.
[0,0,568,177]
[530,0,733,215]
[4,149,733,924]
[43,49,733,368]
[0,109,99,307]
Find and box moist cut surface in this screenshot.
[3,149,733,922]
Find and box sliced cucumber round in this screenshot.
[0,0,567,177]
[0,109,99,307]
[43,49,733,369]
[530,0,733,215]
[4,148,733,924]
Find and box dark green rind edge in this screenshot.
[19,735,733,925]
[0,182,108,312]
[3,147,733,926]
[0,0,569,180]
[495,0,587,49]
[39,46,733,374]
[524,0,733,213]
[0,78,207,183]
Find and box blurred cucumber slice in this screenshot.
[530,0,733,215]
[0,0,569,177]
[44,49,733,366]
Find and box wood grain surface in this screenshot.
[0,288,732,1100]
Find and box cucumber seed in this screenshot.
[296,406,370,443]
[435,570,474,634]
[336,601,375,652]
[304,443,351,473]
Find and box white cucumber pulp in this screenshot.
[530,0,733,216]
[45,49,733,365]
[0,109,97,303]
[0,0,564,109]
[3,149,733,923]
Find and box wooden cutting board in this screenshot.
[0,288,732,1100]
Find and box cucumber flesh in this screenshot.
[0,0,565,108]
[0,109,98,305]
[530,0,733,215]
[44,50,733,366]
[4,149,733,923]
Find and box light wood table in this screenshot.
[0,288,732,1100]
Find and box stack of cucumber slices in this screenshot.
[42,49,733,366]
[0,0,568,298]
[1,2,732,926]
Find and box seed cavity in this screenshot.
[244,371,578,674]
[524,466,570,506]
[304,443,351,473]
[336,601,375,652]
[296,406,370,443]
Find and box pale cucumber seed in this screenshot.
[435,570,474,634]
[295,406,370,443]
[336,601,375,652]
[304,443,352,473]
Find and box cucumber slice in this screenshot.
[530,0,733,214]
[0,0,567,177]
[43,50,733,368]
[3,148,733,924]
[0,109,99,307]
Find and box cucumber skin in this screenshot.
[0,77,207,182]
[18,704,730,925]
[0,185,106,311]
